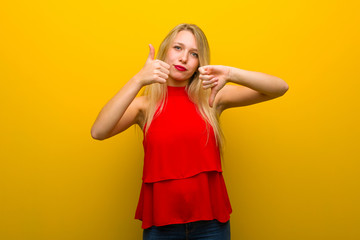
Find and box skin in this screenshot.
[90,30,289,140]
[164,30,200,87]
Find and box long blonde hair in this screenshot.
[142,23,224,151]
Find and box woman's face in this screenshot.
[165,30,200,86]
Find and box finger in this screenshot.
[159,66,170,74]
[159,66,170,75]
[202,79,218,89]
[199,74,214,81]
[202,78,217,85]
[155,76,167,83]
[158,60,170,70]
[203,82,218,89]
[198,66,206,74]
[155,70,169,80]
[148,44,155,61]
[154,61,170,75]
[202,77,218,85]
[198,65,211,74]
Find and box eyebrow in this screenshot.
[173,42,198,52]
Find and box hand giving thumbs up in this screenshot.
[134,44,170,87]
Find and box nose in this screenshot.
[179,51,188,63]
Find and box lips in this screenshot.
[174,65,187,71]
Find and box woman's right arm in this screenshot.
[91,77,143,140]
[90,44,170,140]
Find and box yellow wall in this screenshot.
[1,0,359,239]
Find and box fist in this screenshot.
[199,65,231,107]
[135,44,170,86]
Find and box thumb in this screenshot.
[204,65,212,74]
[209,87,218,108]
[147,44,155,61]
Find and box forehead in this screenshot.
[172,30,198,50]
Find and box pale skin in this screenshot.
[91,30,289,140]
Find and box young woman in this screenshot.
[91,23,288,240]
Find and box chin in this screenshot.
[174,77,189,81]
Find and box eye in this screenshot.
[191,52,199,58]
[174,45,181,50]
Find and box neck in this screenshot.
[167,84,187,96]
[167,77,189,87]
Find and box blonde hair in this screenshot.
[142,23,224,151]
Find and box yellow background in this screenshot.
[1,0,359,239]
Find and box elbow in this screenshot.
[91,128,106,141]
[280,81,289,96]
[268,80,289,99]
[275,79,289,97]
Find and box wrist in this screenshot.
[226,66,235,83]
[130,75,145,90]
[226,67,247,85]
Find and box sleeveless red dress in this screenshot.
[135,85,232,229]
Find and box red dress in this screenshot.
[135,85,232,229]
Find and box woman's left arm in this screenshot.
[199,65,289,112]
